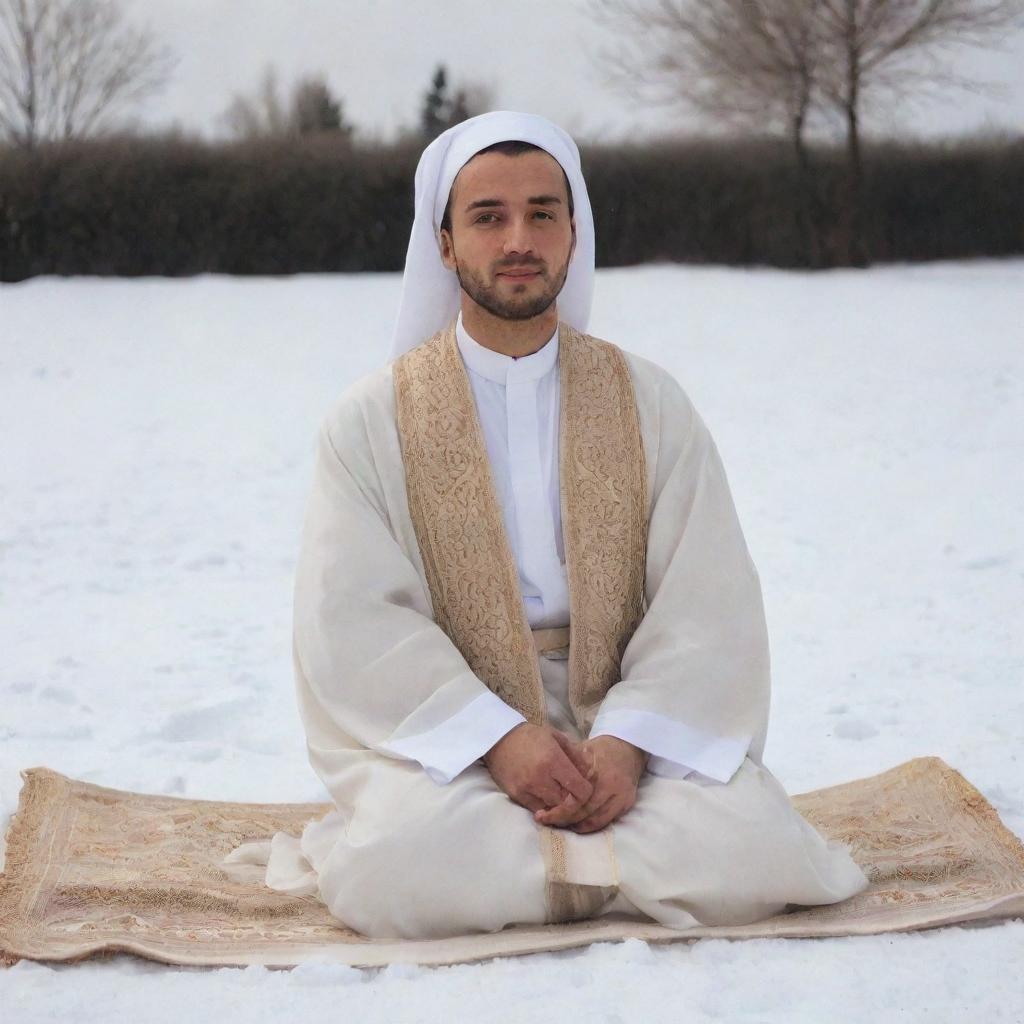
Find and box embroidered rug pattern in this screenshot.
[2,757,1023,969]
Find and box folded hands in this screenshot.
[483,723,648,834]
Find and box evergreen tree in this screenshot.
[420,65,450,139]
[448,88,471,127]
[292,75,352,138]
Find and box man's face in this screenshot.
[439,150,576,322]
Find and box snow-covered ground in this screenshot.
[1,263,1022,1022]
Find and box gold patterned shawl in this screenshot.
[392,320,648,732]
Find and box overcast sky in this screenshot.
[130,0,1024,144]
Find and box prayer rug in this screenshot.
[1,757,1022,968]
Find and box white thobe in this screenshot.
[379,312,715,786]
[221,318,871,939]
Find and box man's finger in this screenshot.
[576,775,613,819]
[572,794,619,834]
[552,731,594,780]
[540,774,610,831]
[517,792,548,814]
[531,778,571,809]
[533,791,591,827]
[551,753,594,803]
[534,798,576,827]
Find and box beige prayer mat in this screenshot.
[2,757,1023,969]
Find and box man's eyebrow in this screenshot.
[464,195,564,212]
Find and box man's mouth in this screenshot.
[498,267,542,279]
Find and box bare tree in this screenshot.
[220,64,288,140]
[0,0,176,149]
[220,65,354,141]
[812,0,1024,260]
[591,0,1024,263]
[592,0,828,261]
[592,1,823,164]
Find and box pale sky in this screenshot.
[129,0,1024,144]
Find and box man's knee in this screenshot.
[319,798,549,938]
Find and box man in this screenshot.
[228,111,869,939]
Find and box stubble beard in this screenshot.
[452,252,571,322]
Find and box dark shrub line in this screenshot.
[1,134,1021,282]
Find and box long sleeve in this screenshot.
[588,712,727,783]
[590,368,771,785]
[292,404,523,786]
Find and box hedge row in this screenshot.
[1,133,1021,281]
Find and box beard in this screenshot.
[452,251,571,322]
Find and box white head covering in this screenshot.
[389,110,595,361]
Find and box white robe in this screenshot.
[385,313,725,785]
[227,320,870,938]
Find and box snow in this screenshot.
[1,262,1022,1022]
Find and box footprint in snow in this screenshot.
[156,697,251,742]
[39,685,76,704]
[962,555,1010,571]
[834,718,879,741]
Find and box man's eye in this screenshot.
[534,211,554,220]
[475,213,498,223]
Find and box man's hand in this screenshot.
[535,735,648,834]
[483,723,595,815]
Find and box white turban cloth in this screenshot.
[389,110,596,361]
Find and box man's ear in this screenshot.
[439,227,456,271]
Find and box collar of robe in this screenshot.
[455,312,559,385]
[392,318,649,731]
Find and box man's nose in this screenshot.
[502,219,535,256]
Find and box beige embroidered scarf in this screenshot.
[392,320,648,733]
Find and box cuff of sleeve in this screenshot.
[590,708,749,784]
[376,691,526,785]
